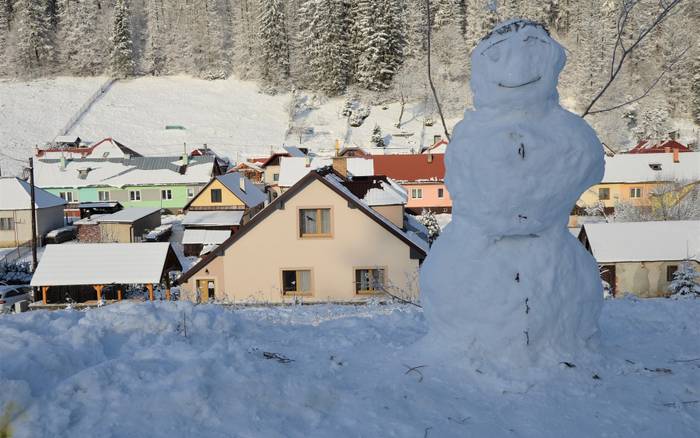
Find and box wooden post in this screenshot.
[146,284,154,301]
[117,288,123,301]
[165,288,171,301]
[41,286,48,305]
[94,285,103,302]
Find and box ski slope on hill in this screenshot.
[0,76,454,176]
[1,299,699,437]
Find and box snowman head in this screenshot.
[470,19,565,110]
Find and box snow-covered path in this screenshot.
[1,299,698,437]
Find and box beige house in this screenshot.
[0,177,66,248]
[177,167,428,303]
[578,221,700,298]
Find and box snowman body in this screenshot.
[420,20,605,364]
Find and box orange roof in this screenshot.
[372,154,445,181]
[628,139,691,154]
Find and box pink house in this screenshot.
[372,154,451,213]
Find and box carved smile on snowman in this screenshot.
[480,34,551,89]
[498,76,542,88]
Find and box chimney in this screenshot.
[427,153,434,163]
[305,156,312,168]
[59,154,67,171]
[673,148,679,163]
[332,156,348,178]
[239,174,246,193]
[182,142,189,166]
[664,146,671,153]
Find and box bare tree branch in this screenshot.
[426,0,450,141]
[587,44,690,115]
[581,0,684,118]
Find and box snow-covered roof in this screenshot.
[182,210,244,227]
[581,221,700,263]
[278,157,374,187]
[362,178,408,206]
[323,173,429,254]
[0,177,66,210]
[602,152,700,184]
[283,146,306,157]
[97,207,161,223]
[33,155,216,189]
[215,173,266,208]
[182,229,231,245]
[54,135,81,144]
[30,243,178,286]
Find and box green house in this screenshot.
[35,154,221,215]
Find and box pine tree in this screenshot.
[299,0,351,95]
[57,0,105,74]
[144,0,166,75]
[668,261,700,298]
[371,124,385,147]
[110,0,134,77]
[14,0,54,73]
[417,209,441,244]
[258,0,289,85]
[0,0,11,53]
[692,52,700,125]
[353,0,404,91]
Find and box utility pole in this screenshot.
[29,157,38,272]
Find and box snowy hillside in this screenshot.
[0,300,698,437]
[0,76,453,175]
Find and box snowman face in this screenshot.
[470,21,565,109]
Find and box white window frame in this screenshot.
[411,188,423,199]
[129,190,141,201]
[187,187,195,198]
[59,191,75,202]
[161,189,173,200]
[98,190,110,201]
[630,187,642,198]
[437,188,444,198]
[0,217,15,231]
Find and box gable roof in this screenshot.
[372,154,445,182]
[34,155,216,189]
[342,175,407,206]
[96,207,160,223]
[0,177,66,210]
[177,169,428,284]
[278,156,374,188]
[580,221,700,263]
[602,152,700,184]
[628,139,692,154]
[183,172,266,210]
[30,243,181,287]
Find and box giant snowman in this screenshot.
[420,20,605,365]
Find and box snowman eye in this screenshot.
[480,38,506,61]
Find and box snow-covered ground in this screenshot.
[1,299,698,437]
[0,76,454,176]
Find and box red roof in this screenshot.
[628,140,691,154]
[372,154,445,181]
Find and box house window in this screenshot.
[630,187,642,198]
[355,268,385,294]
[210,188,222,203]
[59,191,75,202]
[598,187,610,200]
[411,188,423,199]
[187,187,195,198]
[161,189,173,200]
[282,269,312,294]
[98,191,110,201]
[666,265,678,282]
[0,218,14,231]
[437,188,444,198]
[129,190,141,201]
[299,208,331,237]
[273,173,280,182]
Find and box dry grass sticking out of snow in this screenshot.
[0,299,699,437]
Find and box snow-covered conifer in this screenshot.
[13,0,54,73]
[692,53,700,125]
[668,261,700,298]
[417,209,441,244]
[371,124,385,147]
[299,0,351,95]
[258,0,289,85]
[0,0,11,52]
[110,0,134,77]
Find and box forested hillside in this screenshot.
[0,0,699,147]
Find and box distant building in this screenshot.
[626,139,692,154]
[372,153,451,213]
[0,177,66,248]
[34,151,220,214]
[75,207,161,243]
[578,221,700,298]
[36,137,142,160]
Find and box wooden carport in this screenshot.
[31,243,182,304]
